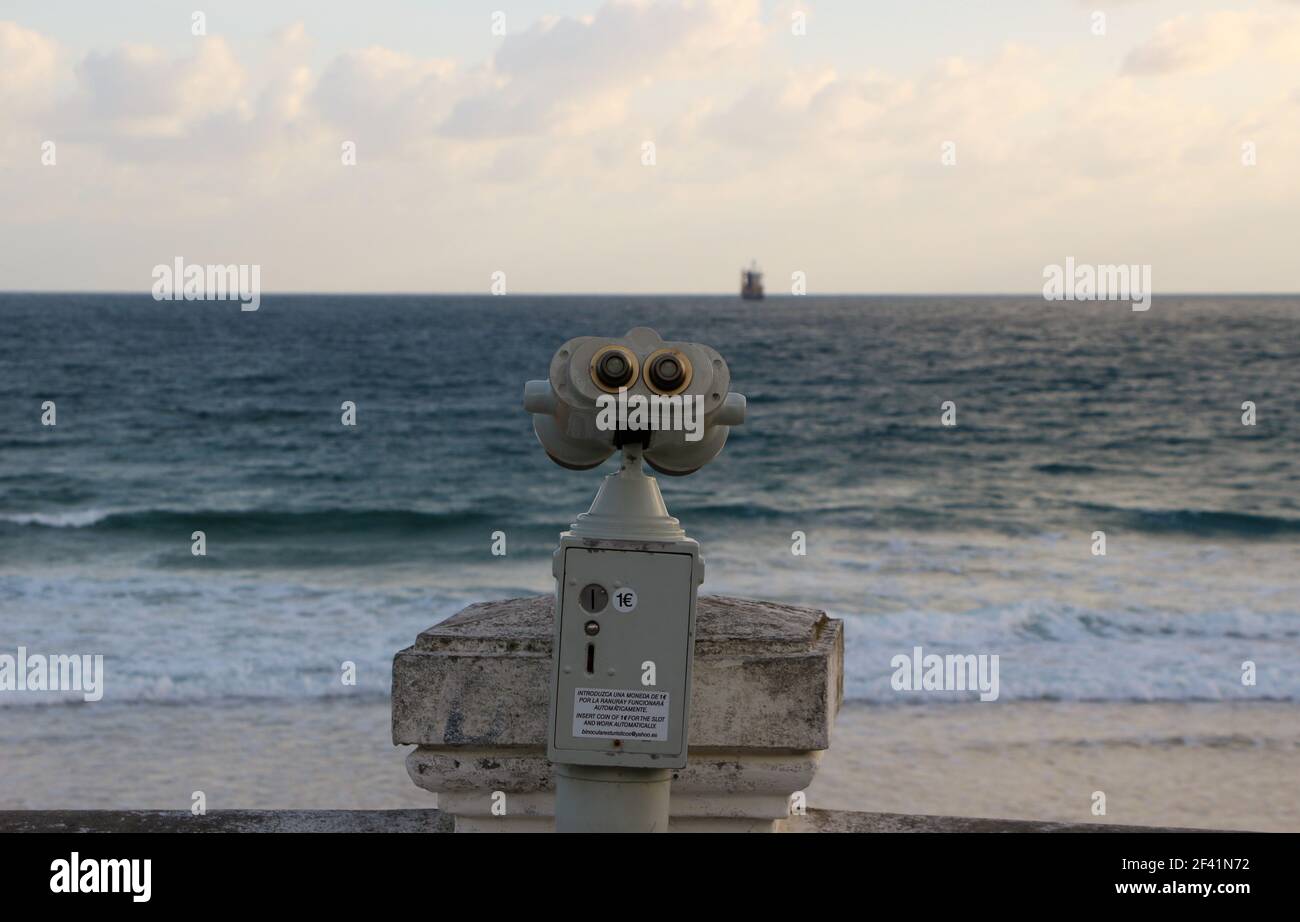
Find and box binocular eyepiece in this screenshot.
[592,346,637,390]
[523,327,745,476]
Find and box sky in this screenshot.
[1,0,1297,293]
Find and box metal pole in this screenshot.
[554,764,672,833]
[551,445,686,833]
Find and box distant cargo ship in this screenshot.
[741,261,764,300]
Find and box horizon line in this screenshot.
[3,290,1300,298]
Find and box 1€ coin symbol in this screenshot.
[614,588,637,613]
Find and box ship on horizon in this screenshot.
[741,261,764,300]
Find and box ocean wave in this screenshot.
[1034,462,1100,476]
[1077,504,1300,537]
[676,501,790,521]
[0,509,117,528]
[7,499,1297,542]
[838,601,1300,703]
[0,507,498,537]
[0,500,851,537]
[0,574,490,710]
[0,685,392,710]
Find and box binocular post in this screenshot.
[548,445,701,832]
[554,763,673,833]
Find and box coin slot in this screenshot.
[579,583,608,613]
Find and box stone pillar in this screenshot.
[392,595,843,832]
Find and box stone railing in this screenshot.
[391,594,844,832]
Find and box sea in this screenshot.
[1,293,1297,718]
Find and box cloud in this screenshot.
[4,2,1300,293]
[1122,10,1300,75]
[441,0,765,137]
[254,22,314,125]
[69,38,249,139]
[313,46,457,151]
[704,44,1053,169]
[0,20,60,112]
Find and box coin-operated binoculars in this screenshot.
[523,327,746,832]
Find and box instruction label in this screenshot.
[572,687,669,741]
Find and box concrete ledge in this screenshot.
[406,747,821,800]
[0,809,1215,833]
[392,594,843,831]
[785,810,1226,833]
[392,594,844,751]
[0,809,454,833]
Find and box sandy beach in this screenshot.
[3,697,1294,831]
[810,700,1300,832]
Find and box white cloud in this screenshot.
[0,20,60,113]
[704,44,1054,169]
[254,22,314,125]
[441,0,765,137]
[1123,10,1300,75]
[3,2,1300,292]
[313,46,457,151]
[68,38,249,139]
